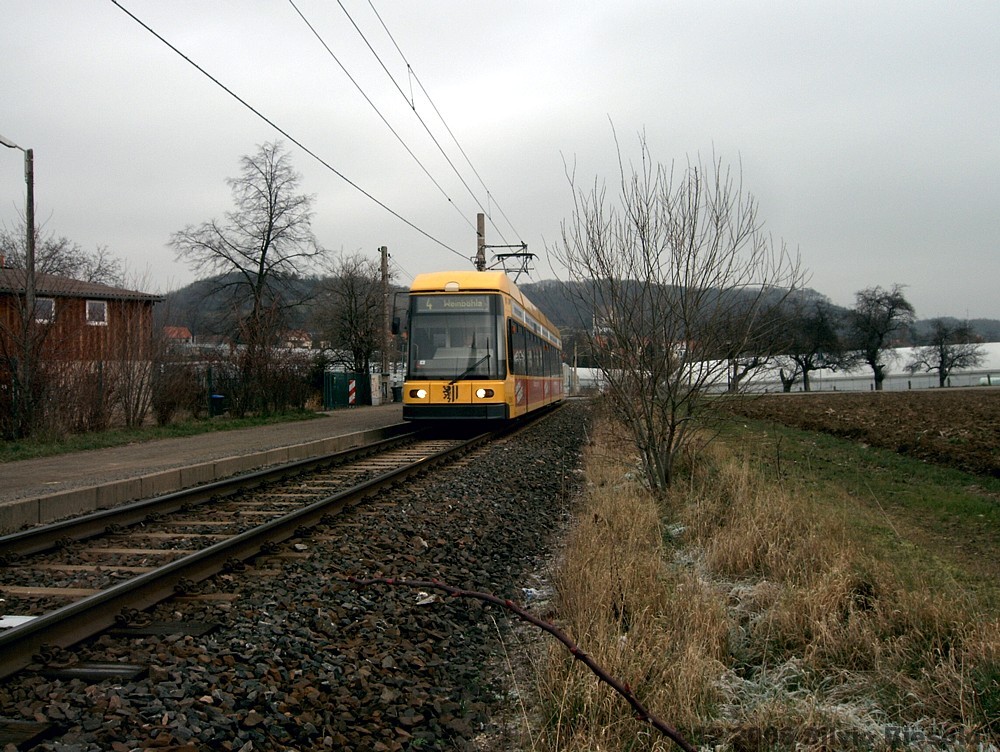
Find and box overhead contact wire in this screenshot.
[337,0,513,246]
[366,0,524,245]
[368,0,522,243]
[108,0,468,262]
[287,0,475,235]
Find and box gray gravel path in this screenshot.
[0,405,404,504]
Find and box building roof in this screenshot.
[0,269,163,302]
[163,326,193,339]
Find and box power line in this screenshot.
[108,0,470,263]
[389,256,415,285]
[336,0,517,246]
[366,0,523,244]
[287,0,475,236]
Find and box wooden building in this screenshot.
[0,268,163,364]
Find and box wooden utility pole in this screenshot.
[24,149,35,323]
[476,213,486,271]
[380,246,390,400]
[1,135,36,436]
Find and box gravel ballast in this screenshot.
[0,402,591,751]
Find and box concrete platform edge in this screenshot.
[0,424,410,534]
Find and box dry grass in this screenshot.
[531,419,728,750]
[528,414,999,751]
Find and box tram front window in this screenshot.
[407,295,503,380]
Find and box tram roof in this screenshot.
[409,270,557,335]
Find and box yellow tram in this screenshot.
[401,270,563,421]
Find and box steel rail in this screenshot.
[0,428,495,680]
[0,424,420,561]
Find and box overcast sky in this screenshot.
[2,1,998,319]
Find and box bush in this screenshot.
[152,361,202,426]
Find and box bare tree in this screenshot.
[776,297,852,392]
[1,224,125,285]
[313,252,386,375]
[170,141,321,414]
[0,228,127,438]
[553,139,803,491]
[906,318,985,387]
[848,284,915,390]
[170,141,320,330]
[718,300,785,392]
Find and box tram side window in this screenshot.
[529,331,539,376]
[532,331,543,376]
[525,324,535,376]
[510,320,562,377]
[509,321,527,375]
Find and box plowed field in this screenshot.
[730,388,1000,477]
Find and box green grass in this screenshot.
[0,409,324,464]
[725,414,1000,516]
[727,416,1000,605]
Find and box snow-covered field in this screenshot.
[564,343,1000,394]
[766,342,1000,393]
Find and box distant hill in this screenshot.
[159,275,1000,345]
[519,281,833,331]
[521,282,1000,345]
[909,316,1000,343]
[156,274,378,340]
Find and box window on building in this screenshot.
[86,299,108,325]
[34,297,55,323]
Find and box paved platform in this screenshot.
[0,404,405,534]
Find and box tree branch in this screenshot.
[344,575,698,752]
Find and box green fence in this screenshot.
[323,372,371,409]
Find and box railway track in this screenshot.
[0,425,502,683]
[0,402,579,750]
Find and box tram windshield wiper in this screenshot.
[449,336,491,384]
[449,353,491,385]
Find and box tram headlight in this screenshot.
[410,389,427,399]
[475,388,494,399]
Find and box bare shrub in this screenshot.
[260,350,313,412]
[17,359,114,437]
[105,359,152,429]
[104,296,158,429]
[552,137,802,491]
[151,360,202,425]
